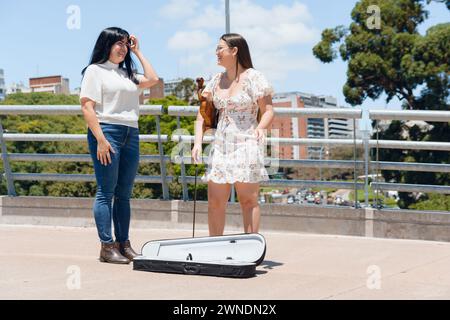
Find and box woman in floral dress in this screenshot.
[192,33,274,236]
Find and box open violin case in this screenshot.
[133,233,266,278]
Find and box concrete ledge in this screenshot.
[374,209,450,242]
[0,196,449,242]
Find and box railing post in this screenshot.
[375,120,381,209]
[155,115,169,200]
[363,130,370,207]
[177,116,189,201]
[230,185,236,203]
[0,122,16,196]
[319,147,323,181]
[352,118,359,208]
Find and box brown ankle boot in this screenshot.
[117,240,141,261]
[99,242,130,264]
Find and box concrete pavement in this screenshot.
[1,224,450,300]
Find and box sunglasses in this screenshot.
[115,38,135,48]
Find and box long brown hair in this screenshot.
[220,33,254,79]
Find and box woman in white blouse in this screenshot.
[192,33,275,236]
[80,27,159,264]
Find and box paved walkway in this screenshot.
[1,224,450,300]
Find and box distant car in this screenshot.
[334,196,344,206]
[287,195,295,204]
[370,199,385,209]
[306,195,315,203]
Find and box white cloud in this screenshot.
[231,0,313,29]
[180,52,208,66]
[159,0,200,19]
[271,2,313,23]
[179,52,221,79]
[253,50,320,82]
[167,30,213,50]
[187,4,226,29]
[166,0,320,85]
[186,0,315,36]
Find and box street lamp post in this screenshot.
[225,0,230,33]
[226,0,235,203]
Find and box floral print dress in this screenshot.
[201,68,274,184]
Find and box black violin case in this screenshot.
[133,233,266,278]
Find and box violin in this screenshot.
[196,77,218,133]
[196,77,262,133]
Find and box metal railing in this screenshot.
[369,110,450,205]
[168,106,450,207]
[0,105,170,199]
[0,105,449,208]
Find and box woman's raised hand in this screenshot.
[129,35,139,53]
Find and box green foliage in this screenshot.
[349,187,399,207]
[313,0,450,210]
[173,78,198,105]
[409,194,450,211]
[1,92,80,106]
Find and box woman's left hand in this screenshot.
[254,128,266,142]
[129,35,139,54]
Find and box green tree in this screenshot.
[409,193,450,211]
[173,78,198,105]
[313,0,449,209]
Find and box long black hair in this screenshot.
[220,33,254,78]
[81,27,138,84]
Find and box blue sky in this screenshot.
[1,0,448,118]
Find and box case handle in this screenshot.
[184,265,200,275]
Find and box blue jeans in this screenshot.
[87,123,140,244]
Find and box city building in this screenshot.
[271,92,306,160]
[0,69,5,101]
[141,78,165,104]
[70,87,81,96]
[326,117,353,139]
[272,92,355,160]
[164,78,183,97]
[7,82,31,94]
[164,77,198,102]
[29,75,70,94]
